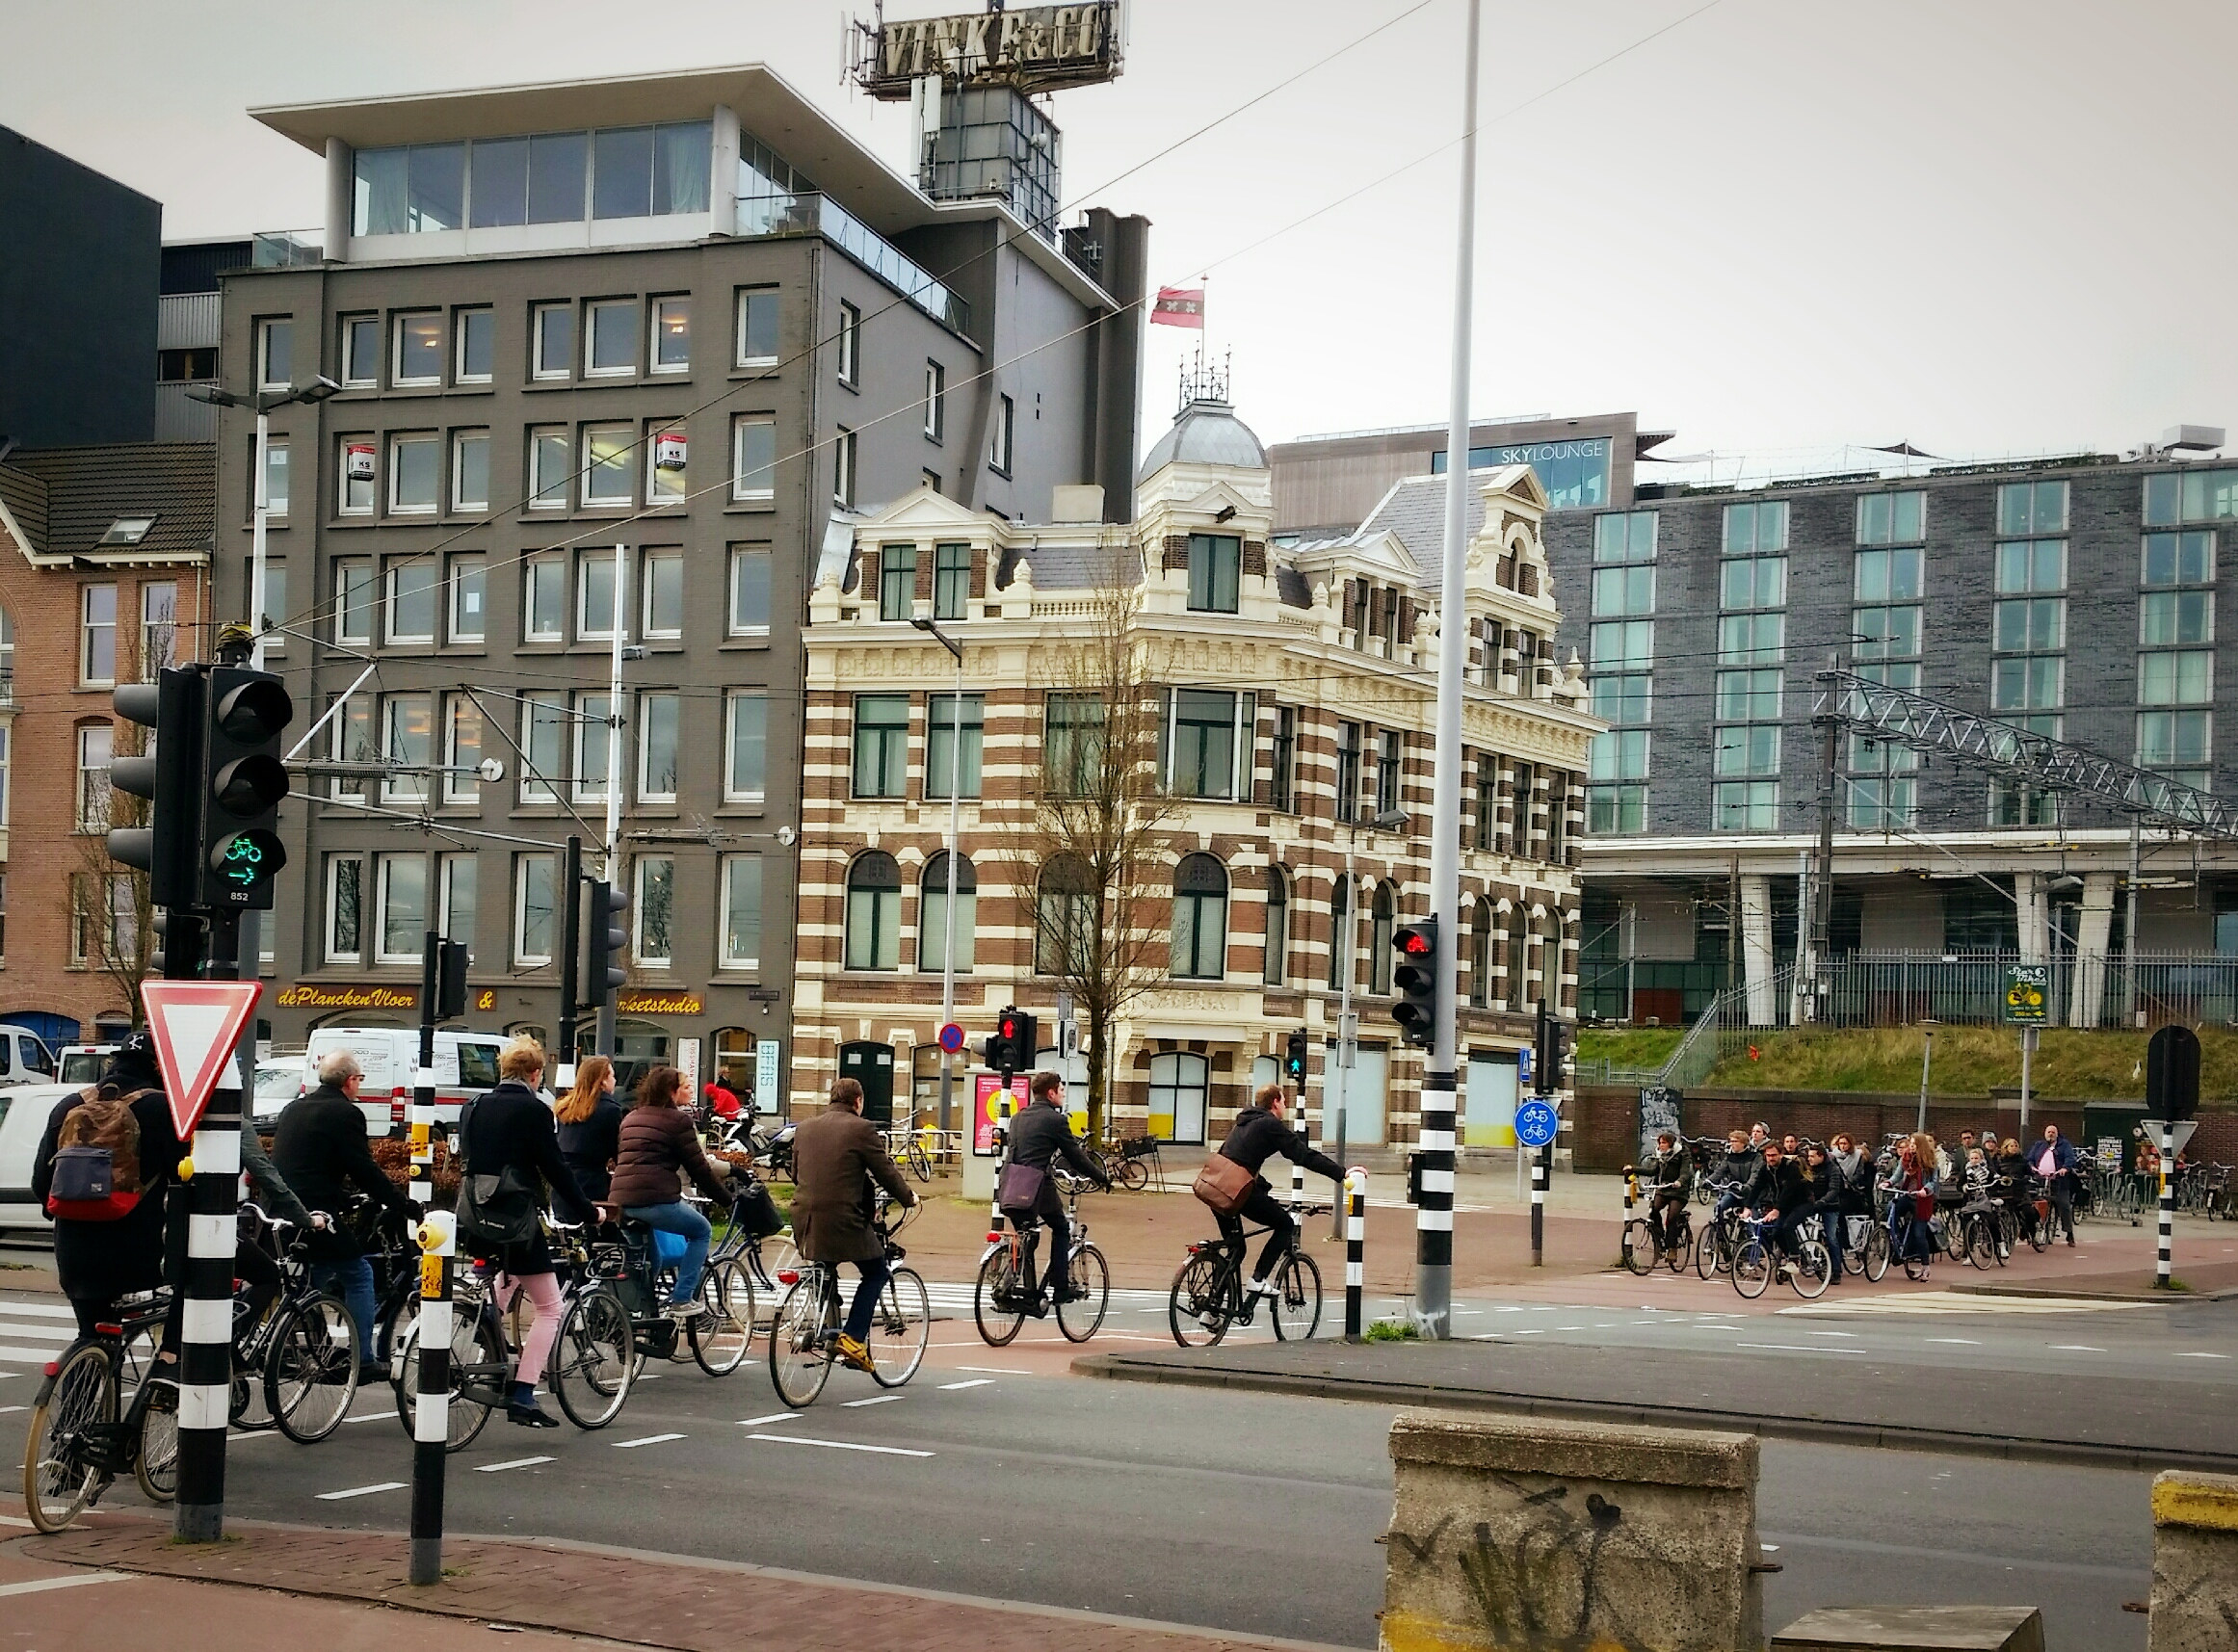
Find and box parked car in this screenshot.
[300,1027,508,1137]
[56,1043,119,1087]
[0,1026,58,1089]
[252,1062,303,1130]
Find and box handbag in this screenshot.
[996,1162,1046,1214]
[1192,1153,1256,1216]
[452,1098,540,1250]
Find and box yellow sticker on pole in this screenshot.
[408,1120,430,1150]
[419,1253,444,1298]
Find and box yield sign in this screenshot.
[141,980,264,1139]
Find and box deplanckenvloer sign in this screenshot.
[856,3,1121,98]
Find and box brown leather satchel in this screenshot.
[1192,1152,1256,1216]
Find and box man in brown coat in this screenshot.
[790,1077,917,1371]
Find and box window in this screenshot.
[1853,605,1921,662]
[924,360,946,438]
[1171,853,1227,981]
[1271,704,1297,813]
[261,437,290,517]
[1593,511,1656,564]
[527,427,569,509]
[1593,564,1655,616]
[452,431,490,511]
[989,393,1014,473]
[1998,479,2067,536]
[924,470,942,496]
[1589,619,1653,670]
[1848,769,1916,830]
[139,583,177,679]
[1718,557,1785,611]
[835,300,860,385]
[0,725,9,827]
[1716,669,1781,721]
[1593,673,1650,726]
[642,420,687,506]
[393,313,443,386]
[1715,722,1780,778]
[375,853,427,962]
[513,853,556,966]
[1043,694,1105,795]
[731,416,776,500]
[572,692,612,802]
[1588,729,1648,833]
[584,120,708,219]
[1146,1051,1209,1145]
[1167,689,1252,800]
[523,558,565,641]
[635,691,679,800]
[2142,590,2213,646]
[450,307,493,383]
[880,544,918,621]
[586,300,637,377]
[532,303,573,380]
[720,855,763,970]
[926,694,984,800]
[387,434,438,514]
[735,289,778,366]
[159,347,215,381]
[2143,531,2214,587]
[442,693,481,804]
[340,437,378,514]
[1328,877,1353,990]
[1856,490,1925,545]
[341,315,380,387]
[256,318,293,391]
[1335,721,1361,822]
[918,852,977,973]
[1035,855,1094,976]
[728,547,772,636]
[1263,868,1289,986]
[651,298,690,373]
[634,855,673,966]
[352,143,463,234]
[2140,650,2213,706]
[1473,753,1500,850]
[1714,781,1779,832]
[1361,883,1394,995]
[582,423,633,506]
[2138,710,2211,779]
[845,852,902,970]
[1187,534,1241,613]
[325,854,364,962]
[852,695,909,797]
[1723,499,1789,553]
[255,562,287,654]
[439,853,476,954]
[75,723,112,831]
[80,585,116,685]
[450,557,486,642]
[385,559,437,643]
[1717,612,1784,665]
[1995,595,2066,653]
[1991,655,2064,711]
[1996,538,2065,594]
[329,694,374,800]
[934,542,970,620]
[724,691,767,800]
[833,426,856,508]
[2145,468,2238,527]
[382,694,433,802]
[1377,729,1404,818]
[518,693,565,800]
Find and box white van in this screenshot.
[300,1028,508,1138]
[57,1044,118,1087]
[0,1026,58,1088]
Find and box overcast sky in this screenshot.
[6,0,2230,473]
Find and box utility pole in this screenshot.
[2124,815,2143,1028]
[1807,673,1840,1024]
[911,616,965,1134]
[556,835,582,1076]
[599,544,626,1058]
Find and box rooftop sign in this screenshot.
[856,3,1121,98]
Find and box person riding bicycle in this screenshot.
[271,1050,414,1384]
[1711,1130,1759,1221]
[608,1063,736,1322]
[1798,1142,1845,1284]
[1883,1132,1938,1266]
[1000,1071,1111,1302]
[1206,1084,1342,1303]
[1643,1130,1690,1250]
[555,1055,624,1204]
[792,1076,918,1376]
[1737,1139,1809,1270]
[2032,1123,2078,1246]
[237,1113,316,1341]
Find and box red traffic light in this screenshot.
[1399,931,1433,956]
[999,1015,1021,1038]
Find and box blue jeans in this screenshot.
[843,1254,892,1343]
[312,1255,377,1364]
[624,1201,711,1305]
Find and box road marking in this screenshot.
[1806,1331,1857,1338]
[0,1404,25,1415]
[476,1456,555,1473]
[1514,1328,1544,1335]
[1923,1338,1981,1345]
[0,1571,134,1599]
[842,1394,905,1407]
[614,1432,686,1448]
[937,1378,995,1390]
[2174,1351,2230,1359]
[2048,1345,2105,1352]
[748,1433,934,1458]
[340,1409,393,1425]
[1733,1343,1865,1354]
[739,1411,801,1426]
[956,1366,1030,1375]
[0,1300,77,1318]
[0,1345,67,1363]
[1553,1326,1586,1332]
[317,1482,407,1501]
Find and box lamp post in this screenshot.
[911,613,965,1135]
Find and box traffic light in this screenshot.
[1283,1028,1309,1085]
[1534,1002,1573,1094]
[1391,916,1440,1048]
[585,880,629,1008]
[435,938,470,1022]
[195,665,292,908]
[108,669,203,909]
[983,1006,1038,1076]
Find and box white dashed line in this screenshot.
[937,1378,996,1390]
[0,1571,134,1599]
[2174,1351,2230,1359]
[614,1432,687,1448]
[842,1394,906,1407]
[739,1412,802,1426]
[475,1456,555,1473]
[1733,1343,1865,1355]
[956,1366,1030,1375]
[1807,1331,1858,1338]
[747,1433,934,1458]
[0,1405,25,1416]
[317,1482,406,1501]
[2048,1346,2105,1352]
[1924,1338,1981,1346]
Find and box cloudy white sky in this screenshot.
[6,0,2230,471]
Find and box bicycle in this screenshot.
[1694,1204,1746,1279]
[767,1196,930,1407]
[882,1117,935,1185]
[1168,1202,1328,1347]
[1621,1198,1694,1274]
[593,1208,756,1378]
[1956,1197,2009,1269]
[1093,1136,1158,1192]
[1835,1209,1890,1281]
[229,1204,362,1444]
[21,1290,179,1533]
[1730,1216,1830,1300]
[974,1170,1110,1344]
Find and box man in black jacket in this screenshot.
[1644,1131,1690,1251]
[1003,1072,1110,1300]
[1738,1141,1810,1265]
[272,1050,412,1380]
[1215,1084,1344,1298]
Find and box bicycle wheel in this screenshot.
[2028,1206,2052,1252]
[867,1268,930,1387]
[1269,1249,1323,1342]
[134,1379,178,1505]
[690,1258,756,1377]
[1621,1219,1657,1277]
[23,1344,115,1533]
[1731,1239,1771,1299]
[1115,1155,1149,1193]
[393,1308,502,1453]
[1057,1245,1110,1343]
[1169,1252,1233,1348]
[266,1295,359,1444]
[1694,1221,1724,1279]
[1664,1218,1695,1273]
[769,1278,834,1407]
[550,1290,636,1429]
[905,1140,933,1184]
[1864,1221,1890,1282]
[230,1363,275,1431]
[973,1250,1027,1348]
[1790,1240,1831,1299]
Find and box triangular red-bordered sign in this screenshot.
[142,980,264,1139]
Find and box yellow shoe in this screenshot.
[834,1333,876,1373]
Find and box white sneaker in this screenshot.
[1246,1277,1280,1298]
[667,1300,708,1324]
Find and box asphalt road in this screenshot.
[0,1286,2166,1650]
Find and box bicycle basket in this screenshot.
[1120,1136,1158,1159]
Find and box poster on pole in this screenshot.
[675,1036,700,1104]
[973,1072,1029,1155]
[2001,963,2049,1025]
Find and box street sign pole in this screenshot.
[2146,1023,2201,1292]
[2019,1025,2037,1136]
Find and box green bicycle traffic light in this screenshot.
[196,666,293,908]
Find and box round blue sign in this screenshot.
[1514,1099,1560,1149]
[937,1022,966,1054]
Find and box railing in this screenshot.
[252,229,323,268]
[737,193,971,338]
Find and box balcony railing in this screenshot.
[738,193,970,339]
[252,229,323,268]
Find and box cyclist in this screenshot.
[1737,1139,1808,1272]
[1825,1132,1871,1278]
[2031,1123,2078,1246]
[1883,1132,1938,1268]
[1711,1130,1759,1221]
[608,1063,736,1321]
[237,1115,317,1338]
[1001,1071,1111,1301]
[1207,1084,1342,1303]
[792,1076,918,1375]
[1798,1142,1844,1283]
[555,1055,624,1205]
[1642,1130,1690,1251]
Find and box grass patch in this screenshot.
[1578,1027,1686,1069]
[1698,1023,2238,1099]
[2156,1277,2194,1294]
[1364,1318,1419,1343]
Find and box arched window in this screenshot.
[917,852,977,973]
[1369,883,1396,994]
[845,851,902,971]
[1171,853,1227,980]
[1035,853,1094,976]
[1328,876,1352,990]
[1146,1050,1209,1144]
[1262,866,1289,987]
[713,1026,755,1105]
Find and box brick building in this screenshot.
[0,444,214,1047]
[793,392,1599,1156]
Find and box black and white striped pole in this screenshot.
[2144,1024,2199,1294]
[408,1210,456,1585]
[1343,1167,1367,1341]
[2158,1122,2175,1290]
[174,1062,241,1542]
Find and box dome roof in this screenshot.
[1138,396,1267,480]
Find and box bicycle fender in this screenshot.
[977,1240,1001,1267]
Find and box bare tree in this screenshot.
[73,721,154,1027]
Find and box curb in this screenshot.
[1951,1280,2238,1303]
[1071,1353,2238,1476]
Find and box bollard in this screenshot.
[1344,1167,1367,1341]
[2157,1121,2174,1290]
[408,1071,436,1212]
[2149,1470,2238,1651]
[408,1211,456,1586]
[175,1071,243,1543]
[1620,1164,1637,1270]
[1530,1142,1549,1268]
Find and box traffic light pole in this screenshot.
[175,910,243,1544]
[556,836,582,1070]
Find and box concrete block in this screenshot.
[2150,1469,2238,1652]
[1772,1606,2043,1650]
[1380,1410,1762,1652]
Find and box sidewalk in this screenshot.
[8,1513,1350,1652]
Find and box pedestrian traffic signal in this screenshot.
[108,669,203,909]
[1534,1002,1574,1094]
[984,1006,1038,1076]
[586,880,629,1005]
[1391,917,1440,1048]
[1284,1028,1309,1084]
[195,665,292,908]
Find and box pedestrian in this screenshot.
[609,1063,734,1321]
[790,1077,918,1374]
[554,1054,624,1204]
[2032,1123,2077,1246]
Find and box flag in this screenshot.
[1150,286,1204,328]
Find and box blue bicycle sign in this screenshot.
[1515,1099,1559,1149]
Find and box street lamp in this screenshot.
[911,612,965,1135]
[191,376,341,671]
